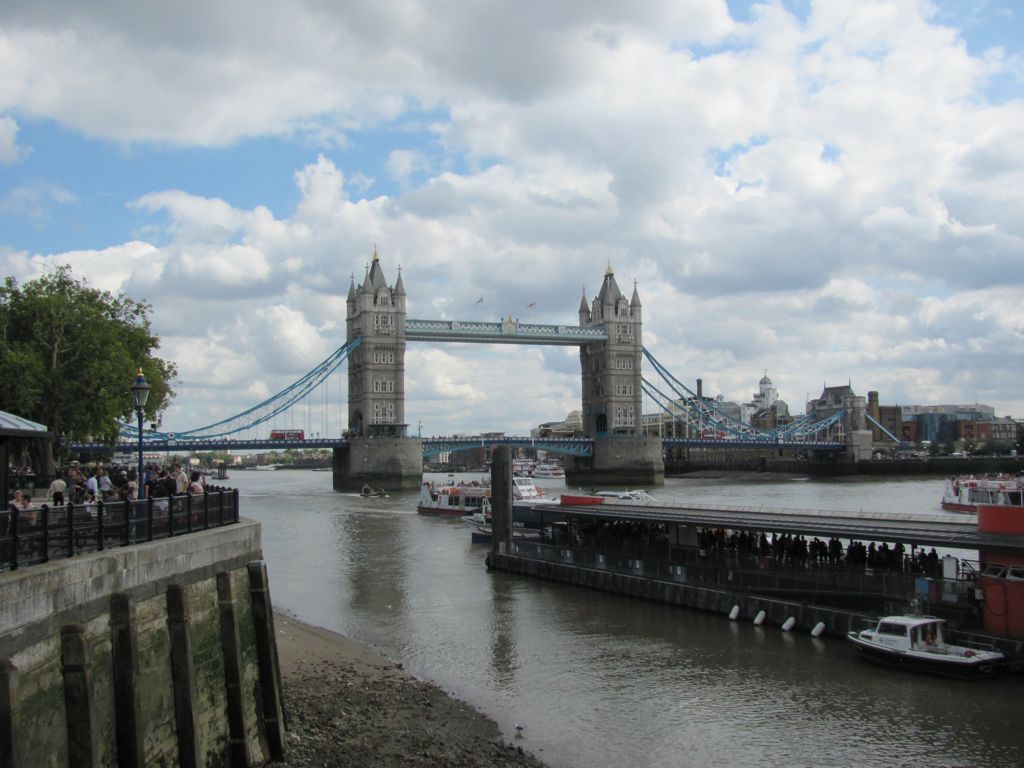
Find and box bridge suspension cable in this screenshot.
[123,337,362,441]
[641,348,760,437]
[641,346,846,443]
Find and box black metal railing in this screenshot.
[0,487,240,571]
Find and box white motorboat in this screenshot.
[846,615,1004,679]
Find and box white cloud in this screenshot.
[0,116,26,164]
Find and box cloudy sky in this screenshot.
[2,0,1022,438]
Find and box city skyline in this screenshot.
[1,2,1022,436]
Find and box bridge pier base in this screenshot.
[565,436,664,488]
[333,438,423,492]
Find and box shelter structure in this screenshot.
[0,410,52,504]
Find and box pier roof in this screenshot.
[532,499,1024,554]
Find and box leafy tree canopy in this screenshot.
[0,265,176,467]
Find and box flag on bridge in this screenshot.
[527,301,536,308]
[474,297,483,305]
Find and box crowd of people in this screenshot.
[6,461,207,515]
[564,518,944,577]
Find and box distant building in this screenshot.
[867,391,902,443]
[533,411,582,438]
[807,384,856,419]
[741,372,790,429]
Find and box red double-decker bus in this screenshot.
[269,429,305,440]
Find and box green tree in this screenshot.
[0,266,176,473]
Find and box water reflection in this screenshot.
[237,470,1023,768]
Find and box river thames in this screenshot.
[233,469,1023,768]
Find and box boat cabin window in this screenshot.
[877,622,907,637]
[983,564,1007,578]
[1007,566,1024,581]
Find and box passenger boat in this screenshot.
[941,475,1024,513]
[419,475,548,517]
[846,615,1004,679]
[417,481,491,516]
[532,463,565,478]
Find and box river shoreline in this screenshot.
[275,611,548,767]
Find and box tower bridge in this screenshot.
[82,249,868,489]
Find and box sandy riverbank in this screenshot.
[275,613,548,767]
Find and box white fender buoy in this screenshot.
[781,617,796,632]
[729,605,740,620]
[753,610,766,626]
[811,621,826,638]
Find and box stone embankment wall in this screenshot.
[0,519,285,767]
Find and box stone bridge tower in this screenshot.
[578,265,643,436]
[570,266,663,485]
[337,249,422,492]
[346,248,408,437]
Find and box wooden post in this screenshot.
[490,446,514,553]
[166,585,199,768]
[217,572,251,767]
[61,624,97,768]
[0,659,16,768]
[110,594,142,768]
[247,561,285,761]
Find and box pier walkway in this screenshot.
[529,498,1024,554]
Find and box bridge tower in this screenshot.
[571,266,663,485]
[578,265,643,436]
[347,248,408,437]
[335,249,422,491]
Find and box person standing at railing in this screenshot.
[122,469,139,502]
[48,474,67,506]
[172,464,188,495]
[85,467,99,501]
[98,467,114,500]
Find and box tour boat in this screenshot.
[846,615,1004,679]
[417,481,491,516]
[513,476,546,502]
[941,475,1024,513]
[532,463,565,478]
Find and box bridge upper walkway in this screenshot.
[405,319,606,345]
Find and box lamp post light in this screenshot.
[130,369,150,499]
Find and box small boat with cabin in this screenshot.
[846,615,1004,679]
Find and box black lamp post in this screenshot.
[131,369,150,499]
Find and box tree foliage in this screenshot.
[0,266,176,466]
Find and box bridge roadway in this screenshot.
[81,435,844,455]
[530,498,1024,554]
